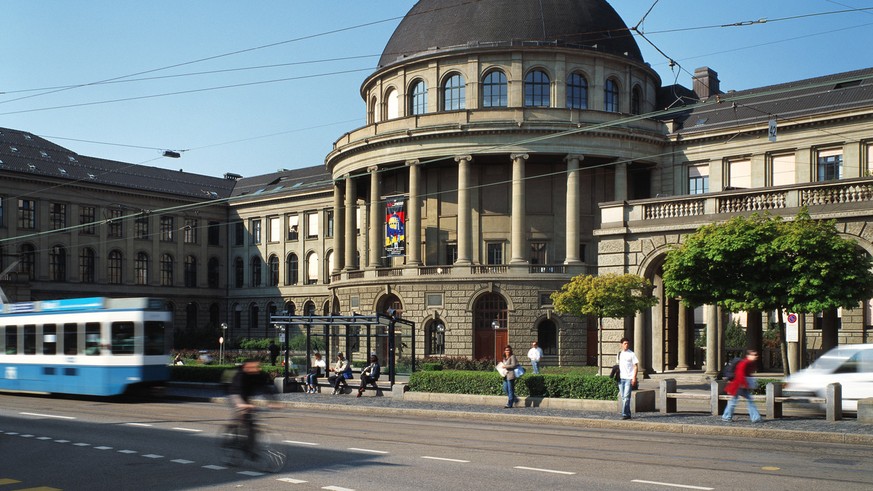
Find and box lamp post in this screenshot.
[219,323,228,364]
[274,322,292,392]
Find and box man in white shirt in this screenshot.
[617,337,639,420]
[527,341,544,374]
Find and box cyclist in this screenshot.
[228,359,278,456]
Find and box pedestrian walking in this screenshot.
[617,337,639,420]
[527,341,543,374]
[498,345,520,408]
[721,349,762,423]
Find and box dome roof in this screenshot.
[378,0,643,68]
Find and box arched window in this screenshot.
[79,247,96,283]
[604,78,620,112]
[207,257,220,288]
[18,244,36,280]
[108,250,123,284]
[286,253,299,285]
[135,252,149,285]
[186,302,198,330]
[631,85,642,115]
[250,256,262,287]
[409,80,427,115]
[184,255,197,287]
[385,88,399,119]
[368,96,378,124]
[482,70,508,108]
[234,257,244,288]
[442,73,465,111]
[303,300,316,316]
[566,72,588,109]
[268,254,279,286]
[160,254,174,286]
[49,245,66,281]
[209,303,220,328]
[284,301,296,315]
[325,250,334,285]
[524,69,550,107]
[249,303,259,335]
[306,252,319,284]
[425,319,446,356]
[537,319,558,355]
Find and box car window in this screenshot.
[860,349,873,373]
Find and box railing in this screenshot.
[376,268,403,277]
[645,199,705,219]
[347,271,364,280]
[419,266,452,275]
[528,265,566,274]
[471,265,508,274]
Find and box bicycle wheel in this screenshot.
[252,427,286,473]
[218,423,245,467]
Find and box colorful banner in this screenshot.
[385,198,406,257]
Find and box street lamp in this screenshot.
[274,322,292,392]
[219,323,228,364]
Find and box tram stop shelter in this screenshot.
[269,312,415,392]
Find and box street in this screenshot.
[1,393,872,490]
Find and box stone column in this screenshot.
[455,155,473,265]
[368,166,382,268]
[343,174,356,271]
[510,153,529,264]
[614,161,628,201]
[705,304,719,376]
[332,181,344,274]
[564,154,583,264]
[676,303,691,370]
[634,310,647,376]
[406,160,421,266]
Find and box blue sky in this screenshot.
[3,1,872,178]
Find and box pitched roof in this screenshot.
[230,165,332,198]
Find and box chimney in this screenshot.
[692,67,721,100]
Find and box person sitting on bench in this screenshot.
[356,354,381,397]
[327,352,352,395]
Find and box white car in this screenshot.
[784,344,873,412]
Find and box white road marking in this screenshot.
[202,465,226,470]
[172,459,195,464]
[73,443,91,447]
[631,480,714,490]
[322,486,356,491]
[172,427,202,432]
[514,466,576,475]
[143,454,163,459]
[125,423,153,427]
[20,412,75,420]
[347,447,388,454]
[277,477,308,483]
[20,434,34,438]
[37,437,52,440]
[239,471,264,476]
[284,440,319,446]
[95,446,113,450]
[117,449,137,454]
[421,456,470,463]
[54,439,69,443]
[6,432,19,435]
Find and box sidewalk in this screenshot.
[163,380,873,446]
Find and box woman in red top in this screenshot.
[722,350,762,423]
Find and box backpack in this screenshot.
[721,357,742,381]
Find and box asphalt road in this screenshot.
[2,393,872,490]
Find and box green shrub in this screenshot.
[420,363,443,371]
[407,370,618,400]
[752,378,781,395]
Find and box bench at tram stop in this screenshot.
[659,378,844,421]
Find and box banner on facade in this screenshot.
[385,197,406,257]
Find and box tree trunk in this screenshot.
[778,310,790,376]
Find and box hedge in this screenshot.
[407,370,618,400]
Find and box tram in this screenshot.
[0,297,172,396]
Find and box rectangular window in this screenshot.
[5,326,17,354]
[251,219,262,244]
[326,210,334,238]
[208,221,221,246]
[18,199,36,229]
[64,323,78,355]
[144,321,166,355]
[306,212,319,239]
[727,159,751,189]
[445,243,457,265]
[49,203,66,230]
[817,148,843,181]
[160,216,175,241]
[268,216,281,243]
[688,164,709,195]
[79,206,96,234]
[111,322,135,355]
[771,153,795,187]
[184,218,198,244]
[107,209,123,238]
[530,242,547,264]
[867,143,873,176]
[356,207,361,235]
[85,323,101,355]
[234,222,245,246]
[23,324,36,355]
[135,216,149,239]
[43,324,57,355]
[487,243,503,265]
[287,214,299,241]
[426,293,444,307]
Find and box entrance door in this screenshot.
[473,292,508,360]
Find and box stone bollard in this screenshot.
[858,398,873,424]
[826,382,842,422]
[660,379,677,414]
[711,379,726,416]
[765,382,782,420]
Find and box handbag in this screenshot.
[514,366,526,378]
[496,364,508,377]
[343,371,353,379]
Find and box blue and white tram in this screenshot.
[0,297,172,396]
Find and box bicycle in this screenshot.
[218,408,286,473]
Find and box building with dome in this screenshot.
[3,0,873,376]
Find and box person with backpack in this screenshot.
[721,349,762,423]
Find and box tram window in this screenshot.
[85,323,101,355]
[111,322,135,355]
[4,326,15,354]
[64,323,78,355]
[43,324,57,355]
[144,321,165,355]
[24,325,36,355]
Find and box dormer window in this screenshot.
[40,151,49,158]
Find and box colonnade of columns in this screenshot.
[330,153,600,274]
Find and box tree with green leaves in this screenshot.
[551,273,658,372]
[663,210,873,375]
